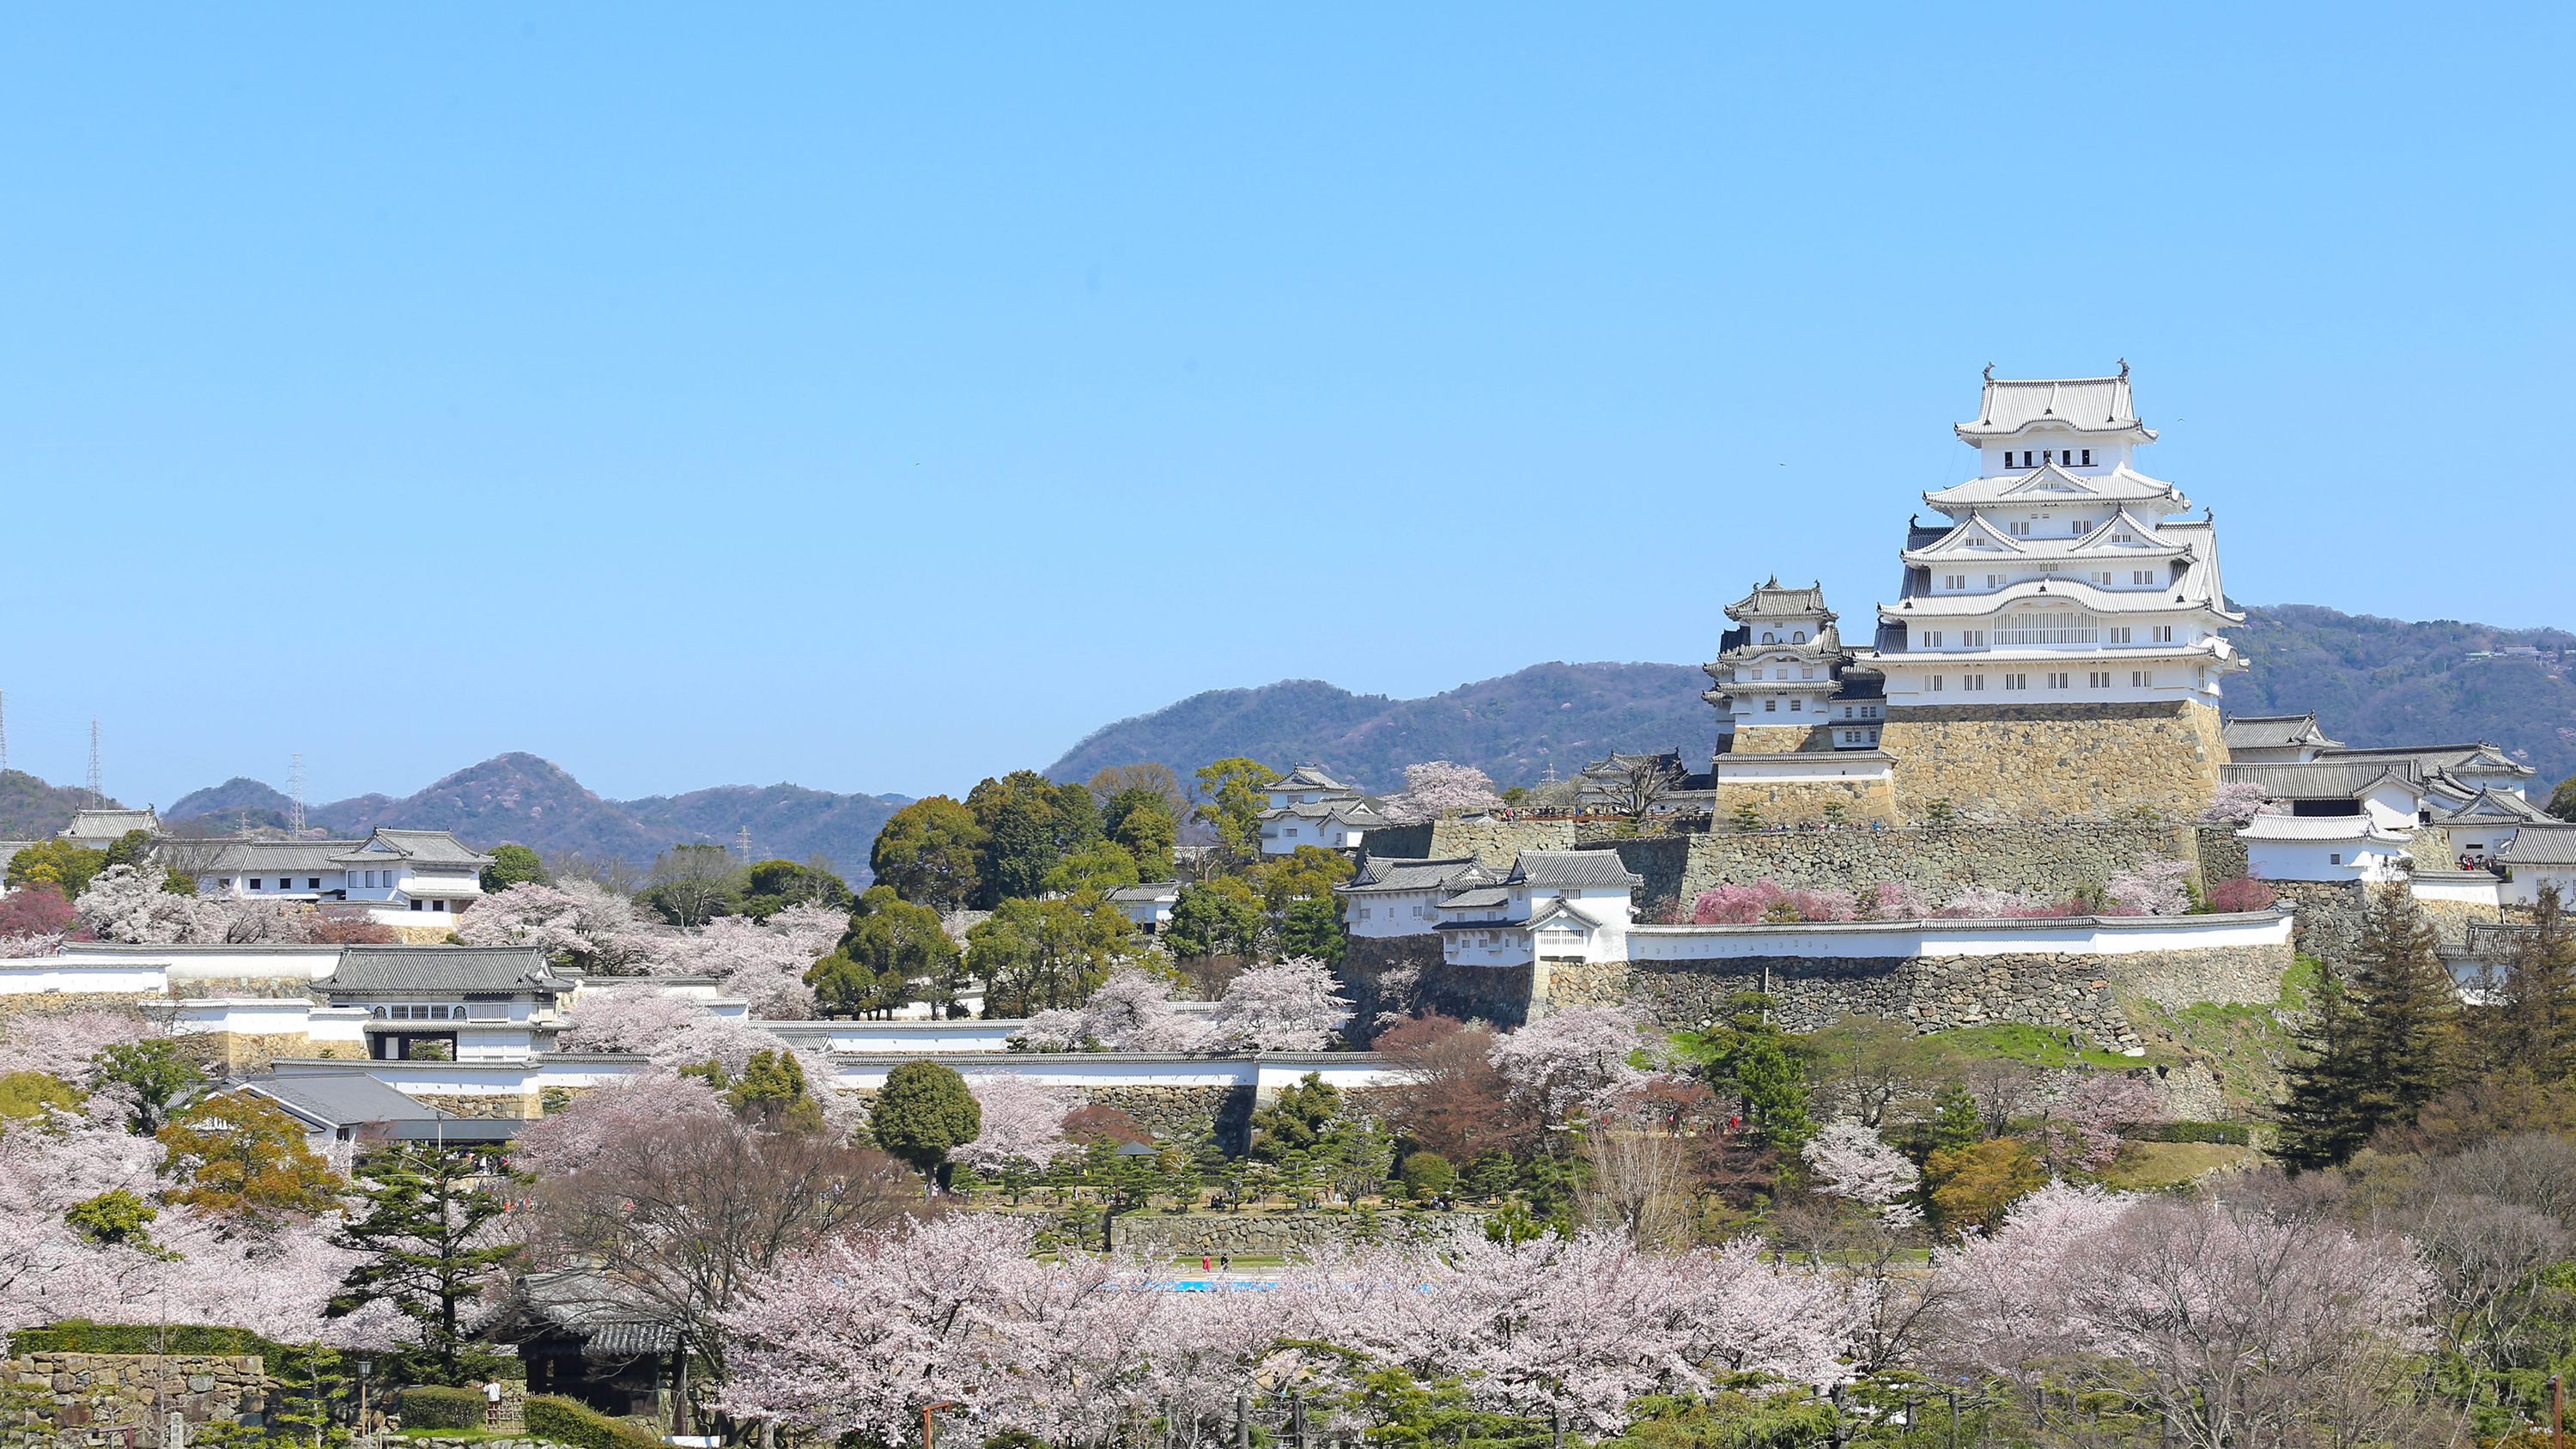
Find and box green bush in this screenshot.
[1397,1151,1455,1200]
[398,1386,485,1430]
[8,1322,291,1373]
[2142,1121,2251,1146]
[523,1394,665,1449]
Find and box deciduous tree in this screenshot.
[479,843,550,893]
[867,795,985,910]
[1192,758,1279,860]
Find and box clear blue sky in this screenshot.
[3,4,2567,809]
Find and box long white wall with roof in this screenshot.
[1624,910,2290,961]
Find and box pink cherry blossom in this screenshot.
[951,1074,1080,1172]
[1203,955,1352,1051]
[1378,761,1507,826]
[1487,1007,1656,1121]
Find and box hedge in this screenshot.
[522,1394,667,1449]
[2146,1122,2252,1146]
[398,1387,487,1430]
[7,1323,293,1374]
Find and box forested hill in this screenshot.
[1046,662,1716,795]
[163,753,910,880]
[2225,604,2576,791]
[1047,606,2576,796]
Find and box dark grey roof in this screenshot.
[2219,760,2422,799]
[330,828,496,867]
[1439,886,1511,909]
[2502,826,2576,867]
[2221,713,2343,749]
[1105,884,1181,903]
[173,838,365,874]
[62,808,161,842]
[228,1073,450,1129]
[1506,850,1644,890]
[323,946,566,995]
[501,1269,683,1353]
[1272,764,1354,794]
[2317,742,2534,777]
[1341,855,1494,893]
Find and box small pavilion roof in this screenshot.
[1725,578,1835,623]
[2223,714,2344,751]
[1954,372,2155,442]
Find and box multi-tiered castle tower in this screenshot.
[1701,366,2243,825]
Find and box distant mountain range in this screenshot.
[1050,606,2576,795]
[161,753,911,881]
[7,603,2563,879]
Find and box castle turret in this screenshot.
[1704,579,1883,755]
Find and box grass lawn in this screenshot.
[2104,1140,2260,1189]
[1924,1023,2140,1069]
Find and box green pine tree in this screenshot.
[1928,1080,1984,1152]
[2278,886,2458,1168]
[330,1145,523,1380]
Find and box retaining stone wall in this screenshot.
[1880,700,2227,825]
[1338,935,1530,1038]
[1707,776,1901,829]
[0,994,152,1020]
[2193,824,2250,885]
[1729,724,1832,753]
[404,1090,538,1119]
[3,1354,271,1448]
[1574,938,2288,1050]
[2416,895,2506,947]
[1078,1085,1256,1153]
[2269,880,2363,964]
[1582,823,2209,910]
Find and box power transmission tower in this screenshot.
[737,825,754,864]
[288,754,307,836]
[87,720,102,808]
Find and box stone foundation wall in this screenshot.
[188,1031,325,1073]
[2416,895,2507,947]
[1707,776,1900,829]
[1879,700,2226,825]
[1548,937,2287,1051]
[1582,822,2209,913]
[0,993,153,1020]
[3,1354,272,1447]
[1078,1085,1256,1153]
[1728,724,1832,754]
[2193,824,2250,885]
[1338,934,1531,1038]
[392,925,459,946]
[2269,880,2363,964]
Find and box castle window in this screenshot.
[2081,450,2093,466]
[2091,571,2112,585]
[1923,630,1943,647]
[1962,630,1986,647]
[1800,667,1814,679]
[2008,521,2032,536]
[2003,674,2026,691]
[1791,631,1806,643]
[2330,854,2342,866]
[1985,574,2004,588]
[1761,633,1776,644]
[1928,675,1945,692]
[1941,574,1965,590]
[1765,698,1777,712]
[2046,672,2069,688]
[2132,570,2154,586]
[2131,671,2153,687]
[2110,627,2133,643]
[1358,907,1370,920]
[2019,450,2033,468]
[2075,520,2094,533]
[1789,698,1802,711]
[1965,675,1987,691]
[2154,625,2176,642]
[2090,672,2110,687]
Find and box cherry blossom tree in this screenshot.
[1378,761,1508,826]
[1688,880,1858,924]
[0,933,63,959]
[1870,880,1934,919]
[0,1008,152,1084]
[556,987,714,1054]
[663,911,827,1018]
[1203,955,1352,1050]
[1014,969,1209,1052]
[951,1074,1079,1173]
[511,1069,732,1176]
[2200,780,2280,824]
[1930,1185,2433,1449]
[1802,1118,1921,1224]
[2105,856,2195,916]
[2031,1071,2164,1178]
[1487,1007,1657,1122]
[458,880,664,973]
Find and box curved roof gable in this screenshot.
[1954,372,2156,442]
[1923,464,2187,512]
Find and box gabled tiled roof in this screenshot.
[1725,578,1834,621]
[61,808,161,842]
[2235,814,2412,844]
[1104,883,1182,904]
[2222,714,2344,750]
[1438,886,1510,910]
[323,946,568,995]
[1524,896,1609,930]
[2318,742,2535,779]
[228,1073,450,1129]
[1340,855,1494,894]
[2501,825,2576,867]
[2430,788,2551,825]
[1922,465,2185,511]
[1954,374,2151,441]
[1507,850,1644,890]
[328,828,496,867]
[1271,764,1353,794]
[173,838,364,874]
[2220,761,2425,801]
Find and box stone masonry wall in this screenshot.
[0,994,152,1020]
[1339,934,1532,1038]
[1596,938,2289,1050]
[1729,724,1832,754]
[1879,699,2227,825]
[1580,822,2210,914]
[405,1090,538,1119]
[3,1354,273,1448]
[1707,776,1901,829]
[1078,1085,1257,1154]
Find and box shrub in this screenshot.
[8,1322,289,1373]
[2204,874,2277,913]
[398,1386,485,1429]
[1397,1151,1455,1199]
[523,1394,667,1449]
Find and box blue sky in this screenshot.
[2,4,2567,808]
